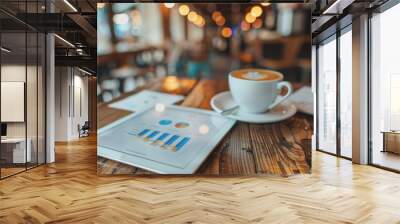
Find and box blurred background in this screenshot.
[97,3,311,103]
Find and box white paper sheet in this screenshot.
[288,86,313,115]
[98,105,236,174]
[109,90,184,112]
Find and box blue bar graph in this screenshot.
[175,137,190,151]
[164,135,179,146]
[152,133,170,145]
[131,128,191,152]
[156,133,170,141]
[138,129,150,136]
[144,130,160,141]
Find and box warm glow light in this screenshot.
[215,16,225,26]
[251,5,263,17]
[164,3,175,8]
[241,21,251,31]
[252,18,263,29]
[188,11,198,22]
[200,19,206,27]
[221,27,232,38]
[178,5,190,16]
[155,103,165,112]
[212,11,222,21]
[245,13,256,23]
[97,3,105,9]
[261,2,271,7]
[163,76,180,91]
[194,16,205,27]
[198,125,209,135]
[113,13,129,25]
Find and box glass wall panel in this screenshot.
[38,32,46,165]
[1,30,28,177]
[317,36,337,154]
[27,30,38,169]
[371,3,400,171]
[339,29,352,158]
[0,1,46,179]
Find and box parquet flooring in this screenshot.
[1,135,400,223]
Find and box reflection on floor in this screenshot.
[373,150,400,171]
[0,162,43,179]
[0,167,25,178]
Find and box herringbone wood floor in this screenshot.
[1,135,400,223]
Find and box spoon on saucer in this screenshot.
[219,105,240,116]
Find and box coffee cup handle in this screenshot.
[267,81,293,110]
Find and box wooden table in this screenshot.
[97,76,313,176]
[381,131,400,154]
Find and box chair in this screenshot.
[78,121,90,138]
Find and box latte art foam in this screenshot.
[243,72,267,80]
[231,69,281,81]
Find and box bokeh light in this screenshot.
[251,5,263,17]
[178,5,190,16]
[194,16,206,27]
[164,3,175,9]
[212,11,222,21]
[215,16,225,26]
[113,13,129,25]
[245,13,256,23]
[188,11,198,22]
[155,103,165,112]
[198,124,210,135]
[252,18,263,29]
[221,27,232,38]
[162,76,180,92]
[241,21,251,31]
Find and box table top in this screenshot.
[97,76,313,176]
[1,138,30,143]
[381,131,400,134]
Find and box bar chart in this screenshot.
[128,128,191,152]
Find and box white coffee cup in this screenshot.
[229,69,293,113]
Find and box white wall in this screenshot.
[1,63,46,164]
[54,67,89,141]
[1,65,32,138]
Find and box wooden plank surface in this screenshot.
[97,77,312,176]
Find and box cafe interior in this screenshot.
[97,3,311,103]
[97,2,400,173]
[96,3,313,175]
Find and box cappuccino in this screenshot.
[229,68,292,113]
[231,69,281,81]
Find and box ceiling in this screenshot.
[0,0,97,73]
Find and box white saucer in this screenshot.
[210,91,297,123]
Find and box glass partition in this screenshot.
[317,36,337,154]
[370,3,400,171]
[27,31,38,169]
[339,28,352,158]
[1,31,28,177]
[0,1,46,179]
